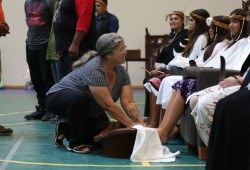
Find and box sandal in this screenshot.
[54,121,66,148]
[67,145,92,154]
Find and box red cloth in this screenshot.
[0,0,5,22]
[75,0,93,32]
[148,74,170,91]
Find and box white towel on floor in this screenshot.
[130,125,180,162]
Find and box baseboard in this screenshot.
[3,85,25,89]
[3,84,144,89]
[132,85,144,89]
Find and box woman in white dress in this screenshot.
[145,9,210,128]
[190,8,250,146]
[157,9,250,144]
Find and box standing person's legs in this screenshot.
[0,49,3,89]
[0,49,1,82]
[58,50,85,79]
[51,60,60,83]
[25,45,54,120]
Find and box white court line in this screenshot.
[0,134,24,169]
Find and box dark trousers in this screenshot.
[26,45,54,108]
[58,50,85,78]
[46,89,109,148]
[206,88,250,170]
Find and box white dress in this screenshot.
[144,34,208,98]
[191,84,241,146]
[156,39,228,109]
[189,36,250,146]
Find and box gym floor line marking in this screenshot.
[0,160,205,167]
[2,122,41,126]
[141,162,151,166]
[0,111,33,116]
[0,136,24,170]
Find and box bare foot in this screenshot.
[147,122,159,128]
[143,117,150,126]
[169,126,180,138]
[157,128,169,144]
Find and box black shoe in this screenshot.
[24,105,45,120]
[41,111,55,121]
[0,125,13,136]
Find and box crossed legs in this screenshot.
[157,89,185,143]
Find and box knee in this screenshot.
[189,96,198,110]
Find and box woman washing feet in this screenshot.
[46,33,144,153]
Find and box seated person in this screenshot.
[189,8,250,146]
[206,75,250,170]
[145,9,210,127]
[156,8,250,144]
[143,11,188,118]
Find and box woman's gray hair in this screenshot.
[72,50,97,70]
[96,33,124,57]
[72,33,124,69]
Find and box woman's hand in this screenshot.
[149,69,159,75]
[218,76,242,88]
[68,43,79,58]
[126,119,144,128]
[0,22,10,37]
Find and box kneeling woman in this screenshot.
[46,33,144,153]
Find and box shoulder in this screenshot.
[116,65,127,73]
[179,29,188,36]
[107,12,119,21]
[195,34,208,46]
[177,29,189,43]
[197,34,207,41]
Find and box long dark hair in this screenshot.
[203,16,230,61]
[182,9,210,57]
[227,8,248,48]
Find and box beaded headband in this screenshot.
[190,12,206,21]
[211,19,229,29]
[223,15,246,20]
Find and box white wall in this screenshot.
[0,0,241,87]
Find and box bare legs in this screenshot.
[145,93,160,128]
[157,89,185,143]
[189,95,199,110]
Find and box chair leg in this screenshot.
[198,146,207,160]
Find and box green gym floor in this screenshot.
[0,89,206,170]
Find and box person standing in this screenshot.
[0,0,9,89]
[24,0,55,120]
[47,0,61,84]
[0,0,13,135]
[54,0,97,78]
[95,0,119,38]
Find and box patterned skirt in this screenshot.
[172,79,196,100]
